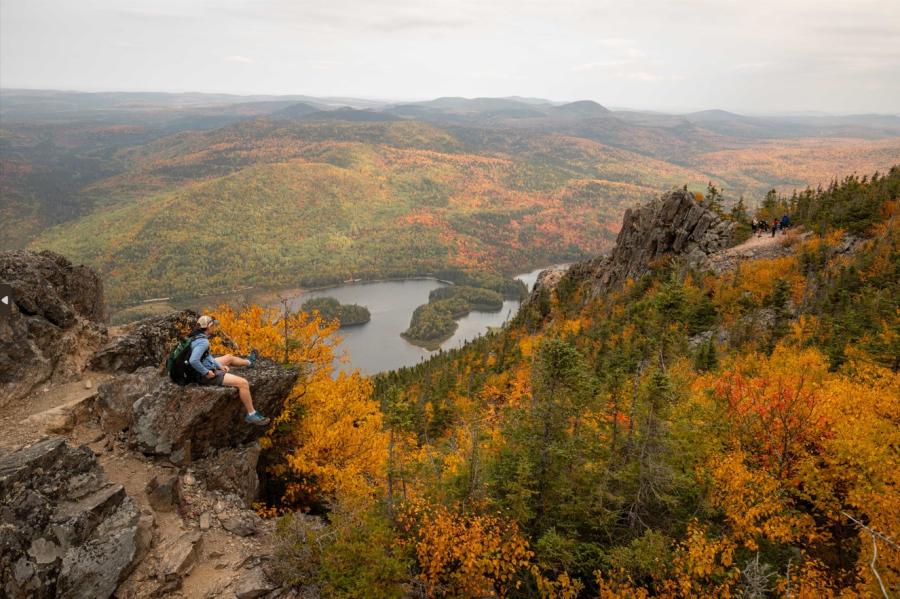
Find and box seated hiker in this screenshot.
[189,315,269,426]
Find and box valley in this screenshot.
[4,90,899,315]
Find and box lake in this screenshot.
[281,266,562,375]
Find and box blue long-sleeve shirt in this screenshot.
[188,334,220,376]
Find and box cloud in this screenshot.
[308,59,341,70]
[2,0,898,113]
[571,58,640,71]
[732,61,771,71]
[109,7,199,23]
[369,16,476,33]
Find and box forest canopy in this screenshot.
[228,167,900,598]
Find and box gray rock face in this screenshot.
[156,531,202,582]
[525,265,569,306]
[192,442,262,505]
[0,250,107,406]
[220,512,262,537]
[0,250,106,326]
[590,189,734,292]
[0,437,141,599]
[521,190,734,309]
[96,359,298,463]
[90,309,199,373]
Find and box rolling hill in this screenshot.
[3,90,900,313]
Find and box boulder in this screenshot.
[95,358,298,463]
[0,250,105,326]
[145,472,180,512]
[234,568,278,598]
[220,512,262,537]
[95,367,160,434]
[156,530,202,582]
[0,250,107,406]
[0,437,141,599]
[192,442,262,505]
[525,265,569,305]
[90,309,199,374]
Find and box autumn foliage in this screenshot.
[200,170,900,598]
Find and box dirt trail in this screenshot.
[0,371,111,452]
[723,229,789,256]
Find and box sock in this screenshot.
[248,410,257,417]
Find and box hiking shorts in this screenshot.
[198,369,226,386]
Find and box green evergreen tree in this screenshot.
[730,195,749,224]
[706,182,725,215]
[694,338,718,372]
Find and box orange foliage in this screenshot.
[208,303,340,368]
[713,353,828,481]
[397,501,534,598]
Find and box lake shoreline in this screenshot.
[108,256,587,319]
[110,264,569,374]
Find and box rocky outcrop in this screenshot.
[526,265,569,305]
[0,250,106,324]
[96,359,298,464]
[90,309,199,373]
[0,245,303,596]
[0,251,107,406]
[0,437,148,599]
[523,190,734,306]
[590,189,734,292]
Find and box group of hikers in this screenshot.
[167,314,270,426]
[751,214,791,238]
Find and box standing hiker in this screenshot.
[780,213,791,233]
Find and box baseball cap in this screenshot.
[197,315,219,329]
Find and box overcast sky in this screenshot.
[2,0,898,114]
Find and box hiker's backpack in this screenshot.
[167,333,206,386]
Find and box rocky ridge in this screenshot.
[0,250,303,598]
[90,309,199,374]
[0,251,107,406]
[530,189,735,301]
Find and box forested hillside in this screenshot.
[210,167,899,597]
[3,91,899,312]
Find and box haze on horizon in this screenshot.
[2,0,899,115]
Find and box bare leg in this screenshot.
[222,373,254,414]
[216,354,251,368]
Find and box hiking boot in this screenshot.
[245,349,259,367]
[245,412,270,426]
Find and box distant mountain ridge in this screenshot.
[3,88,900,308]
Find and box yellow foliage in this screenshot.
[533,568,584,599]
[205,303,388,512]
[398,501,534,597]
[660,522,739,598]
[208,303,340,368]
[709,450,816,550]
[280,371,388,510]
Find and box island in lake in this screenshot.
[402,284,518,350]
[301,297,371,327]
